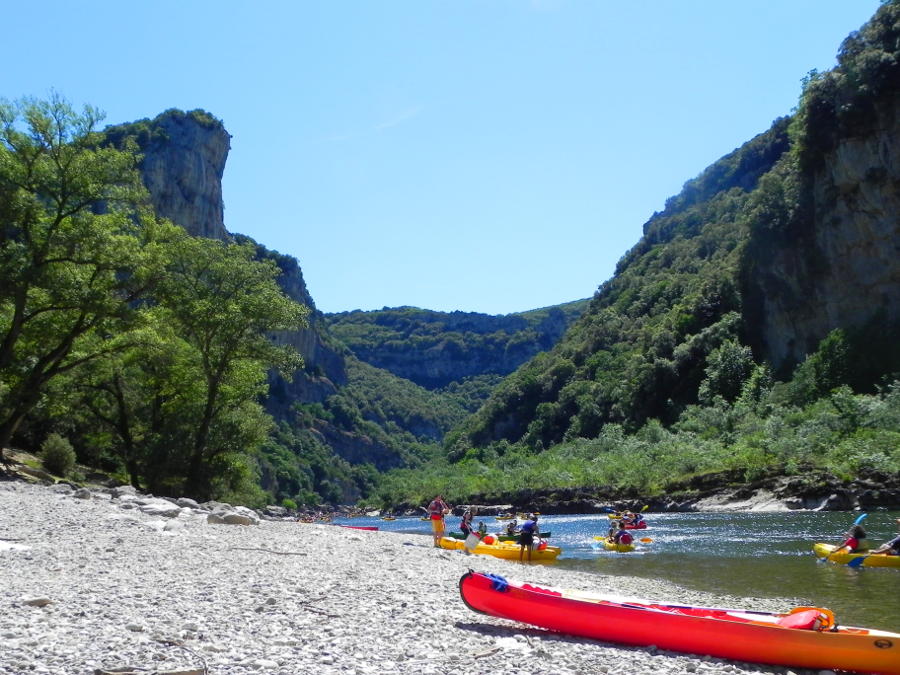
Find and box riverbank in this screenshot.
[1,480,847,675]
[394,468,900,518]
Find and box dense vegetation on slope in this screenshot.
[324,300,588,389]
[369,2,900,507]
[0,96,307,502]
[444,118,791,456]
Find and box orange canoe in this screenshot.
[458,571,900,674]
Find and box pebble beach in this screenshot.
[0,481,835,675]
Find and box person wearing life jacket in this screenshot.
[836,524,867,554]
[518,514,540,562]
[459,508,474,537]
[427,495,450,547]
[613,521,634,546]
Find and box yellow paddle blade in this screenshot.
[640,537,653,543]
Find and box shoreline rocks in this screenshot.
[0,479,826,675]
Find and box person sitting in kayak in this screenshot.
[612,521,634,546]
[460,508,474,537]
[518,514,539,561]
[620,511,635,526]
[506,519,518,535]
[870,518,900,556]
[427,495,450,547]
[835,524,867,554]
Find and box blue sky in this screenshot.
[3,1,883,315]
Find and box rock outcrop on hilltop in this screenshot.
[105,111,348,409]
[136,110,231,241]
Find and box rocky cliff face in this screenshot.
[136,111,231,241]
[116,110,347,407]
[752,97,900,369]
[325,303,586,389]
[746,5,900,371]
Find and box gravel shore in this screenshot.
[0,481,831,675]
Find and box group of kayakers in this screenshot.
[426,495,545,561]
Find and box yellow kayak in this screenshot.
[591,539,635,553]
[813,543,900,568]
[439,536,561,561]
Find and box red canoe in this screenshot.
[458,571,900,674]
[334,524,378,531]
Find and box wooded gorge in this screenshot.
[2,3,899,510]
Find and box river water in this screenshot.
[333,510,900,632]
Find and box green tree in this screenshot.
[155,237,309,498]
[0,94,176,464]
[698,339,755,404]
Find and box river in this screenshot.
[333,509,900,632]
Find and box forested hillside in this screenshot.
[373,2,900,507]
[325,300,588,389]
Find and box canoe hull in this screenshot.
[594,540,635,552]
[458,571,900,674]
[447,531,551,542]
[814,543,900,568]
[439,537,560,561]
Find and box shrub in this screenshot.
[41,434,76,477]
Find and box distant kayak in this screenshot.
[439,536,561,562]
[458,570,900,674]
[814,543,900,568]
[335,524,378,531]
[623,521,647,530]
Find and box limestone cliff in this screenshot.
[755,99,900,368]
[105,111,347,406]
[105,110,231,240]
[325,301,588,389]
[743,6,900,371]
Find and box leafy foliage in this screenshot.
[40,433,76,477]
[0,95,309,504]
